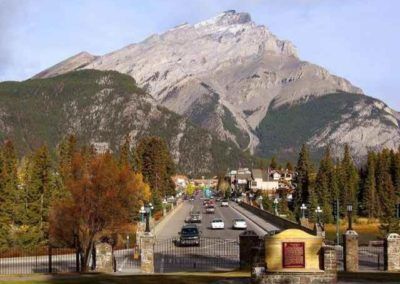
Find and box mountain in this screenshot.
[0,70,252,175]
[33,10,400,160]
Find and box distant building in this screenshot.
[250,169,279,191]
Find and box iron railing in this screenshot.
[0,246,78,275]
[154,237,239,273]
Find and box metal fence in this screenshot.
[358,245,384,271]
[113,248,141,272]
[0,247,78,275]
[334,245,384,271]
[154,237,239,273]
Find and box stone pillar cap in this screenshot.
[345,230,358,236]
[387,233,400,240]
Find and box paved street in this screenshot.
[155,192,278,240]
[153,192,280,273]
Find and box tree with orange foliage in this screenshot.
[49,151,150,271]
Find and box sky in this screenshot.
[1,0,399,110]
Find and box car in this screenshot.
[221,200,229,207]
[232,218,247,230]
[185,211,202,223]
[205,205,215,214]
[179,224,200,246]
[210,218,225,230]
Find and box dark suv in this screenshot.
[178,224,200,246]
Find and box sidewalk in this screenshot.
[230,202,279,235]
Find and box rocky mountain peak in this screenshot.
[194,10,252,28]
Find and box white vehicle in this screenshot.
[232,218,247,230]
[221,200,229,207]
[210,218,225,230]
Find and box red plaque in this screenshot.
[282,242,305,268]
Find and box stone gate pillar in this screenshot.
[323,245,337,272]
[343,230,358,272]
[140,233,155,273]
[239,230,260,269]
[384,233,400,271]
[95,242,114,273]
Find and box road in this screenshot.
[153,192,280,273]
[155,192,276,240]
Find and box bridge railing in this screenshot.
[239,202,316,235]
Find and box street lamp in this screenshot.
[139,206,146,222]
[315,206,322,224]
[273,198,279,215]
[144,203,154,233]
[257,195,264,210]
[300,203,307,219]
[126,235,130,249]
[347,204,353,230]
[162,198,168,216]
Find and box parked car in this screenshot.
[221,199,229,207]
[232,218,247,230]
[179,224,200,246]
[210,218,225,230]
[205,205,215,214]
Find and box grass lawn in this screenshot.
[325,218,382,245]
[0,271,250,284]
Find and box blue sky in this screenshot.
[1,0,399,110]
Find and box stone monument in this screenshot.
[95,242,114,273]
[253,228,336,284]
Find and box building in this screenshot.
[250,169,279,191]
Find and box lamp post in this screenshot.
[144,203,154,233]
[257,195,264,210]
[139,206,146,223]
[126,235,130,249]
[273,198,279,215]
[300,203,307,219]
[347,204,353,230]
[162,198,168,216]
[315,206,322,225]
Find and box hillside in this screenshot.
[32,10,400,160]
[0,70,252,175]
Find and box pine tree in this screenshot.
[339,144,359,216]
[136,137,176,209]
[25,145,53,242]
[0,141,20,225]
[293,144,313,219]
[362,152,379,218]
[286,161,294,171]
[270,156,278,170]
[58,134,77,182]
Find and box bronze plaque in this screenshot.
[282,242,305,268]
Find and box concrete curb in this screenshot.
[230,203,271,236]
[154,201,184,236]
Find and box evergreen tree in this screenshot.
[390,148,400,198]
[293,144,313,219]
[136,137,176,209]
[314,146,334,223]
[0,141,20,225]
[24,145,53,242]
[286,161,294,171]
[339,144,359,215]
[269,156,278,170]
[58,134,77,182]
[362,152,379,218]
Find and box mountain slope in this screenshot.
[0,70,252,175]
[32,10,400,159]
[257,92,400,161]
